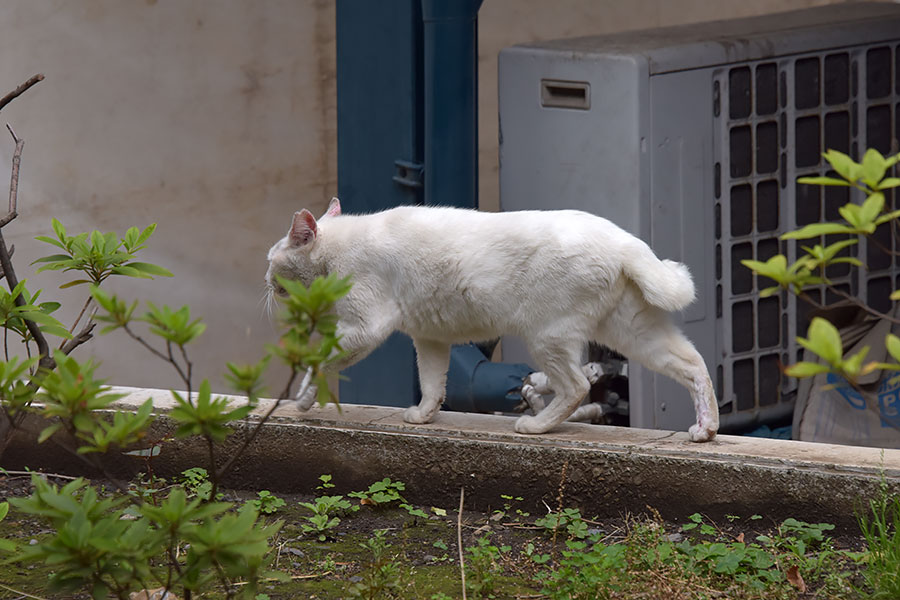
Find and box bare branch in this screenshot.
[0,243,13,280]
[826,284,900,324]
[458,487,467,600]
[213,368,301,486]
[1,126,24,228]
[0,122,53,369]
[0,74,44,113]
[59,321,96,355]
[0,238,52,370]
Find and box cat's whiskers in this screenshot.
[260,284,277,320]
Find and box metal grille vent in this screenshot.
[715,43,900,419]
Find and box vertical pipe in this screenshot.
[421,0,483,209]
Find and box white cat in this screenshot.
[266,198,719,442]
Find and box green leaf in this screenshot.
[110,265,150,279]
[38,422,63,444]
[822,149,861,182]
[843,346,870,377]
[58,279,93,289]
[38,323,76,339]
[818,238,858,261]
[796,176,854,187]
[90,230,105,253]
[125,262,173,277]
[886,334,900,364]
[31,253,75,264]
[874,209,900,226]
[861,148,888,188]
[52,218,67,241]
[781,222,857,239]
[859,192,885,225]
[795,319,840,370]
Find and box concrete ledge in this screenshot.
[3,386,899,531]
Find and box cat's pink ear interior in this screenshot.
[325,197,341,217]
[289,210,317,246]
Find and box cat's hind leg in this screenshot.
[404,339,450,424]
[515,340,590,434]
[602,310,718,442]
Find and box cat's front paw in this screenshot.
[403,405,434,424]
[688,422,718,442]
[295,384,318,411]
[514,414,552,434]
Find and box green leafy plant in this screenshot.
[349,477,428,518]
[33,220,173,287]
[681,512,718,536]
[741,148,900,385]
[0,501,13,554]
[858,480,900,598]
[298,495,358,541]
[179,467,222,502]
[535,507,590,540]
[538,538,625,600]
[465,533,511,599]
[347,529,404,599]
[245,490,286,515]
[492,494,530,523]
[0,217,350,598]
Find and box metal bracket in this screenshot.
[392,159,424,189]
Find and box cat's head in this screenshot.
[265,197,341,297]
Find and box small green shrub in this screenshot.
[347,529,403,599]
[245,491,286,515]
[465,533,511,599]
[858,481,900,598]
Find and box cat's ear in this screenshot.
[325,197,341,217]
[289,210,317,247]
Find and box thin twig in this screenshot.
[213,368,301,486]
[1,124,24,228]
[59,318,97,355]
[551,461,569,549]
[165,340,191,394]
[458,486,467,600]
[0,123,54,373]
[0,242,12,280]
[0,73,44,113]
[0,232,51,370]
[0,469,79,481]
[64,296,94,344]
[825,284,900,324]
[866,232,900,257]
[0,581,48,600]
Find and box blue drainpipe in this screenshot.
[419,0,535,413]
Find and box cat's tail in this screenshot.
[622,243,696,311]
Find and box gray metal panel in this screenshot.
[512,2,900,75]
[499,46,648,237]
[632,68,719,431]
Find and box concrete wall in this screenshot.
[0,0,847,395]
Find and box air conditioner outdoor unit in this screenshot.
[498,2,900,433]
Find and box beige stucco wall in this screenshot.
[0,0,848,394]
